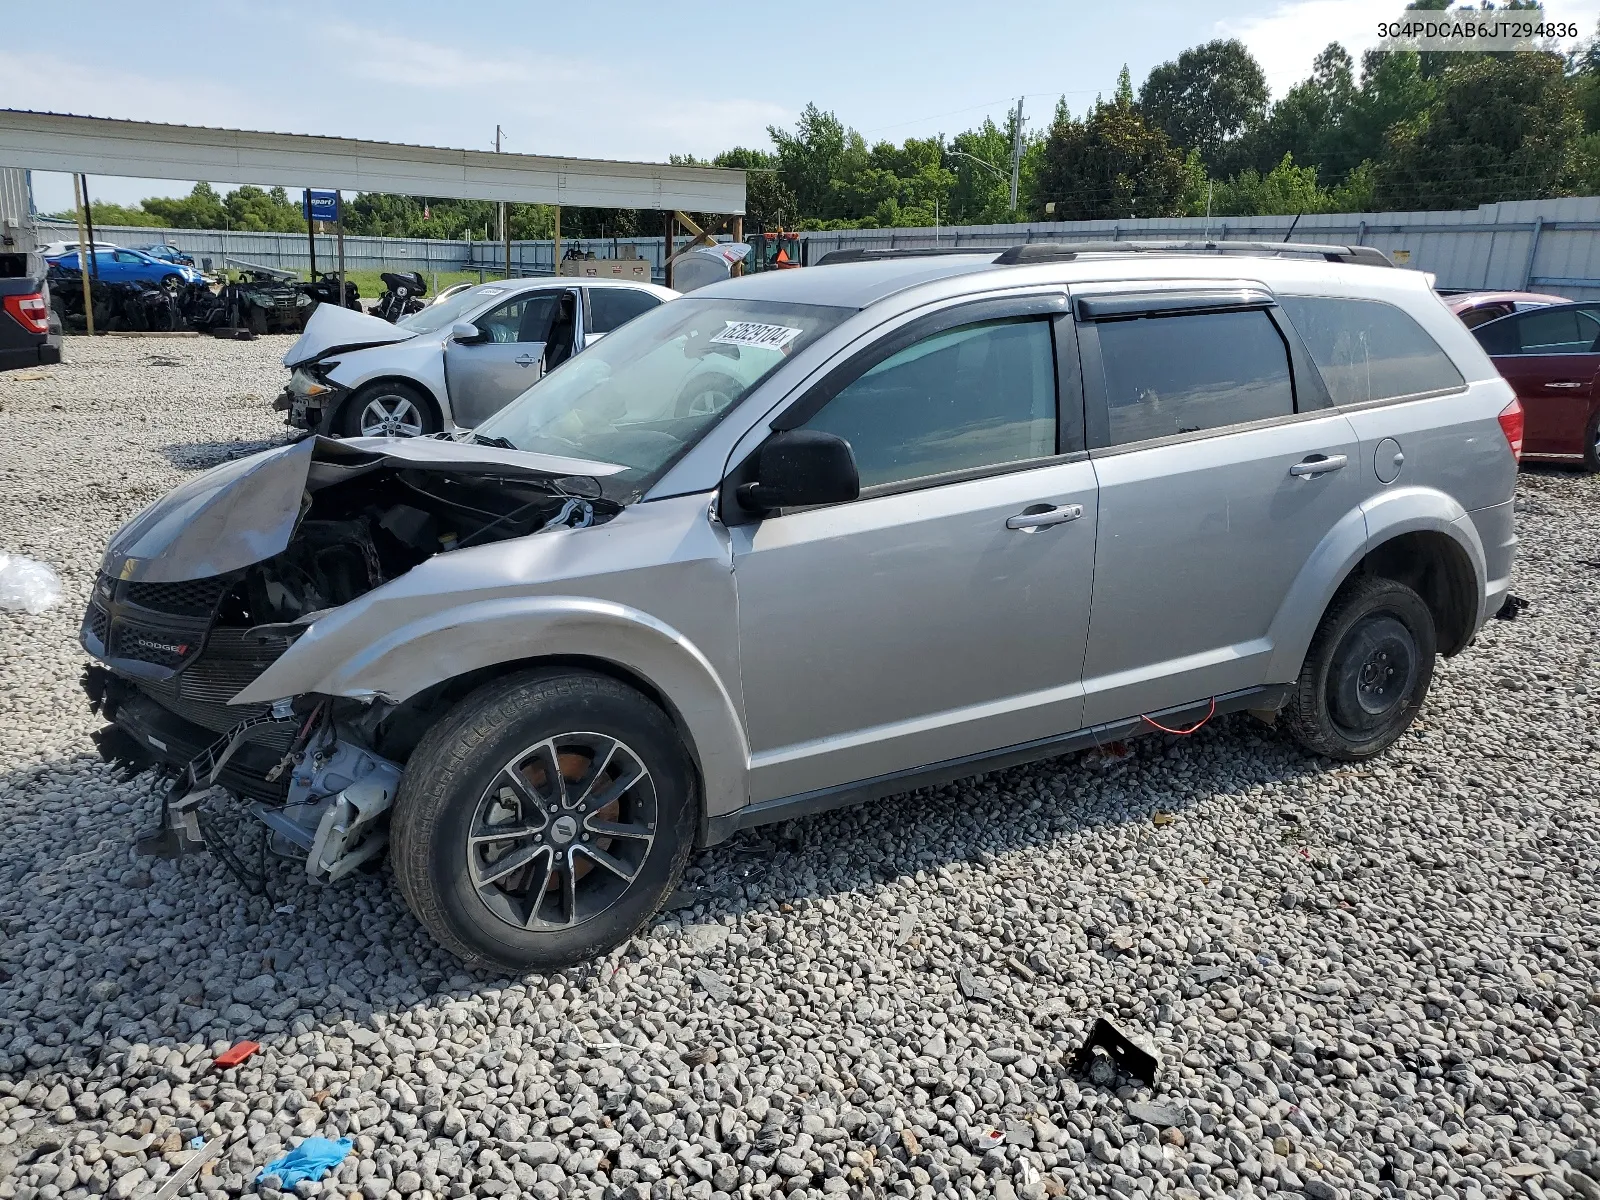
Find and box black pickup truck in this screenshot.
[1,250,63,371]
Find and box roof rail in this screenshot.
[811,240,1397,270]
[992,240,1395,268]
[812,246,997,266]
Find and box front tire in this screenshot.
[340,381,437,438]
[1283,576,1437,761]
[391,670,697,973]
[1583,407,1600,473]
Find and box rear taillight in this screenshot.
[3,293,49,336]
[1497,397,1524,462]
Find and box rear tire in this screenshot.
[390,670,697,973]
[1583,408,1600,473]
[1283,576,1436,761]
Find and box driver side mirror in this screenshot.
[736,430,860,513]
[451,321,487,344]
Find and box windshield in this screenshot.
[475,298,850,495]
[398,284,510,335]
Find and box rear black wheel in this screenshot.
[1284,576,1437,761]
[390,670,696,972]
[1583,408,1600,473]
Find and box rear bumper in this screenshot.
[1462,498,1516,632]
[0,332,61,371]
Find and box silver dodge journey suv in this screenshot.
[81,241,1521,971]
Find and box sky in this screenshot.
[6,0,1600,215]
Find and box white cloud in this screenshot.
[0,48,256,130]
[1220,0,1600,96]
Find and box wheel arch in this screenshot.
[232,595,750,838]
[332,375,444,436]
[1266,487,1488,681]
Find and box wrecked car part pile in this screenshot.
[81,434,615,885]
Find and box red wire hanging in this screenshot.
[1139,696,1217,736]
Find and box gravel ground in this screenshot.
[0,336,1598,1200]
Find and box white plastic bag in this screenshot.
[0,554,63,614]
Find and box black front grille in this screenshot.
[134,625,301,745]
[107,622,198,669]
[85,571,235,672]
[124,577,229,615]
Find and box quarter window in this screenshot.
[1095,309,1294,447]
[1472,305,1600,357]
[801,317,1058,489]
[1281,296,1464,404]
[589,288,662,334]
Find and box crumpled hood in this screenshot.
[102,436,626,584]
[282,303,418,367]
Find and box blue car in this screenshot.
[46,247,203,290]
[137,243,198,267]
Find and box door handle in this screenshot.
[1543,380,1585,389]
[1289,453,1348,479]
[1006,503,1084,531]
[514,353,538,367]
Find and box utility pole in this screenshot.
[496,125,509,279]
[72,174,94,335]
[1008,97,1025,213]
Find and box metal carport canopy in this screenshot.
[0,110,746,213]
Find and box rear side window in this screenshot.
[801,317,1057,489]
[1095,309,1293,446]
[1458,302,1513,330]
[1281,295,1463,405]
[589,288,663,334]
[1473,305,1600,357]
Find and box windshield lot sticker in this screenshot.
[710,322,803,352]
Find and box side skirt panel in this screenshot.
[702,684,1290,846]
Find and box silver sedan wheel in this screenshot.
[468,733,658,931]
[359,394,425,437]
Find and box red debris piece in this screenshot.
[213,1040,261,1068]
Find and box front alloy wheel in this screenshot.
[391,670,695,971]
[359,394,424,437]
[468,733,658,930]
[342,381,436,439]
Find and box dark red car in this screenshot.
[1472,302,1600,470]
[1443,289,1567,329]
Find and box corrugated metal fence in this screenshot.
[1,168,35,255]
[796,197,1600,299]
[31,221,718,284]
[33,195,1600,296]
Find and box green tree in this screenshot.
[714,147,797,231]
[220,185,304,232]
[1375,52,1583,208]
[947,117,1024,222]
[1035,71,1190,220]
[53,201,169,227]
[141,182,228,229]
[769,104,849,221]
[1138,39,1269,170]
[1224,43,1357,179]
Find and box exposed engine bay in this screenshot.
[80,435,623,884]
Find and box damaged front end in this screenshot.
[82,434,624,883]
